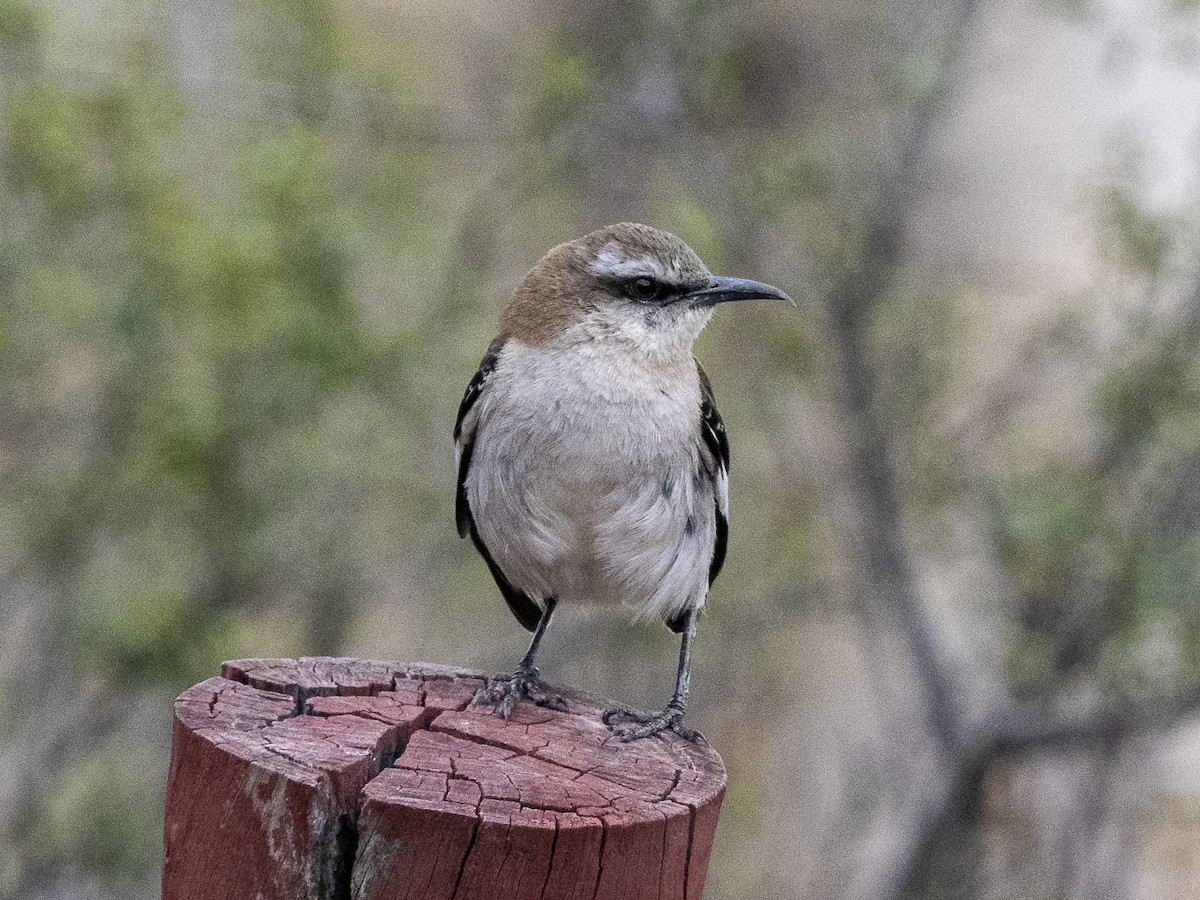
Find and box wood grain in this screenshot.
[162,658,725,900]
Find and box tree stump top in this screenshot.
[163,657,726,900]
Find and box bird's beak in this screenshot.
[686,275,795,308]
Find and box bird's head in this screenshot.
[501,223,792,361]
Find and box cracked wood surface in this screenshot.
[161,658,725,900]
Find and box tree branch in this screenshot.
[986,683,1200,757]
[826,0,983,757]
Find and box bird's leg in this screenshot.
[604,608,699,742]
[476,598,568,718]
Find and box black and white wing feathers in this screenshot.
[666,361,730,634]
[697,362,730,587]
[455,338,543,632]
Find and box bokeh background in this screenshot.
[2,0,1200,898]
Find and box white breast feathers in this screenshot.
[464,338,717,623]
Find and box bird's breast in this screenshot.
[483,338,702,464]
[467,338,713,616]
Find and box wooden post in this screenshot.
[162,658,726,900]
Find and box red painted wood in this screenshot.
[162,658,726,900]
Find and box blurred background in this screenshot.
[1,0,1199,898]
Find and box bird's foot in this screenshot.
[603,703,697,742]
[474,665,569,719]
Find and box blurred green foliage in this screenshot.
[21,735,162,883]
[989,175,1200,700]
[2,1,367,689]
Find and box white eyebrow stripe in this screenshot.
[587,247,666,279]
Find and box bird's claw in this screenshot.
[603,703,697,742]
[474,665,569,719]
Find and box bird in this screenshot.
[454,222,792,741]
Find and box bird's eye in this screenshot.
[627,277,662,302]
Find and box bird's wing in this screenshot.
[666,360,730,634]
[454,337,501,538]
[696,360,730,587]
[454,338,544,632]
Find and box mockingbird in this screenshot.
[455,223,791,740]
